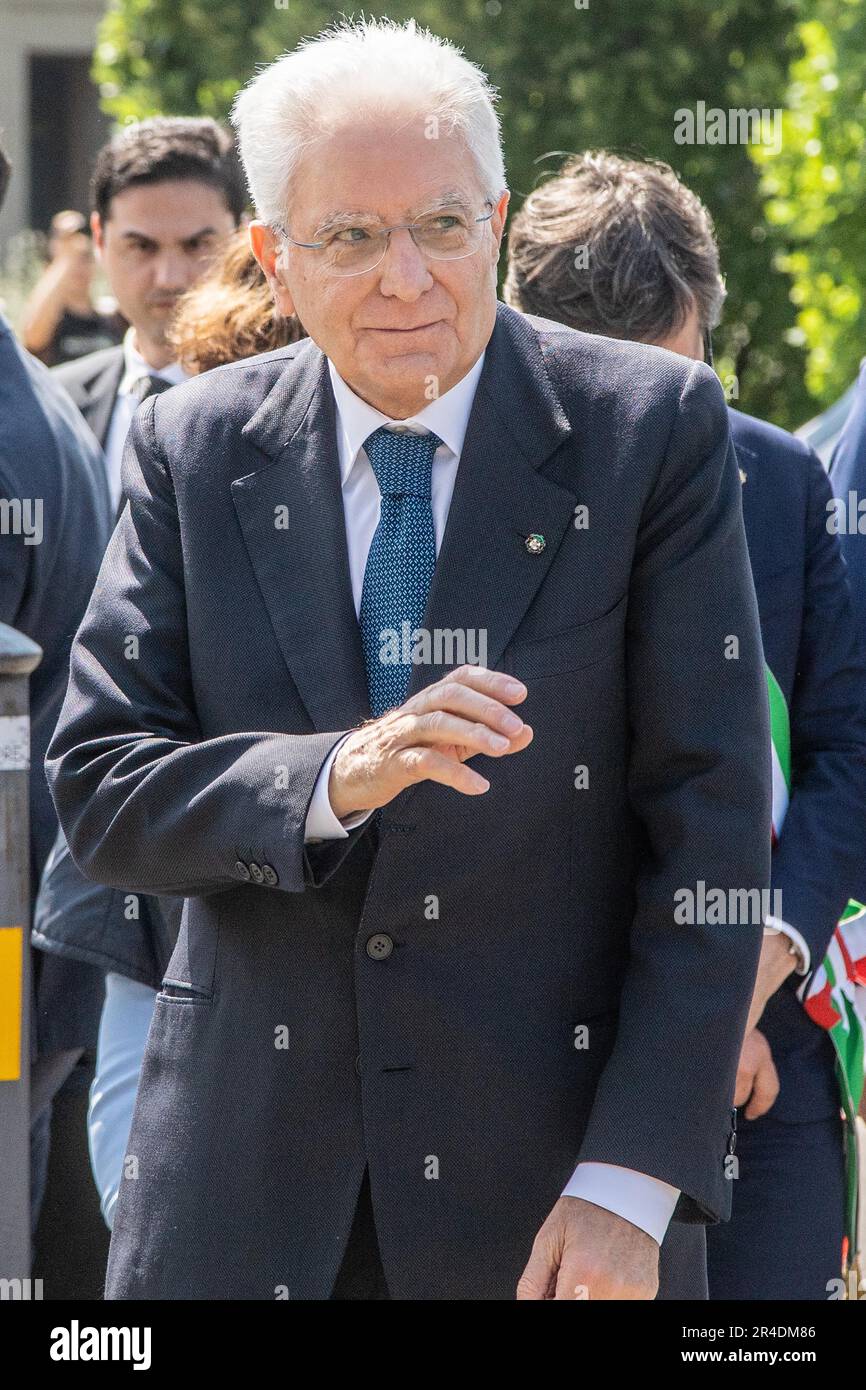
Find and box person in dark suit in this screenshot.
[829,365,866,954]
[47,20,770,1301]
[32,229,303,1232]
[0,142,114,1237]
[32,118,241,1236]
[53,117,243,517]
[830,360,866,670]
[504,149,866,1298]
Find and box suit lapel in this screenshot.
[232,303,579,740]
[81,349,125,448]
[234,344,371,733]
[730,428,773,592]
[405,301,577,699]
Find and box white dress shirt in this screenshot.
[302,349,680,1243]
[102,328,189,513]
[764,916,810,974]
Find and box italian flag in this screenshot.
[767,664,866,1275]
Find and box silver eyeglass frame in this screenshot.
[271,200,496,277]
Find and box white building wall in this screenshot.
[0,0,108,245]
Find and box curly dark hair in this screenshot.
[167,228,304,373]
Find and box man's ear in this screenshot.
[249,220,296,318]
[491,189,510,264]
[90,211,104,256]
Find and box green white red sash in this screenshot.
[767,664,866,1273]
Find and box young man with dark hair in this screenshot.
[54,117,242,516]
[505,150,866,1300]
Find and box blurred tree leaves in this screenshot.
[93,0,864,428]
[751,2,866,408]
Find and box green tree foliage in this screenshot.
[93,0,860,428]
[751,2,866,407]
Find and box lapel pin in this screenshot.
[525,533,546,554]
[739,468,747,485]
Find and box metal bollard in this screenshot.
[0,621,42,1283]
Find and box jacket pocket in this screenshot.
[504,593,627,680]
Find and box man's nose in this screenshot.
[376,228,433,297]
[151,251,190,292]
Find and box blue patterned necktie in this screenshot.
[360,424,444,717]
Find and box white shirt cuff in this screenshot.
[764,915,810,975]
[561,1161,680,1245]
[304,733,374,842]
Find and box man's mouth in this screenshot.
[365,321,443,333]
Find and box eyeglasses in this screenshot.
[273,201,496,278]
[703,326,715,370]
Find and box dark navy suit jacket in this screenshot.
[731,406,866,1122]
[0,314,112,1057]
[32,339,178,1011]
[53,344,124,451]
[47,303,772,1299]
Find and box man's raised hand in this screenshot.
[328,666,532,820]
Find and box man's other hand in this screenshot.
[516,1196,660,1300]
[734,1027,779,1120]
[745,931,799,1034]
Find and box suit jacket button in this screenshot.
[366,933,393,960]
[354,1054,362,1076]
[261,864,278,887]
[235,859,251,881]
[249,861,264,884]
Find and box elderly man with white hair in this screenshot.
[48,17,770,1300]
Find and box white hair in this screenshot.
[230,15,507,227]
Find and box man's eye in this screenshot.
[333,227,373,244]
